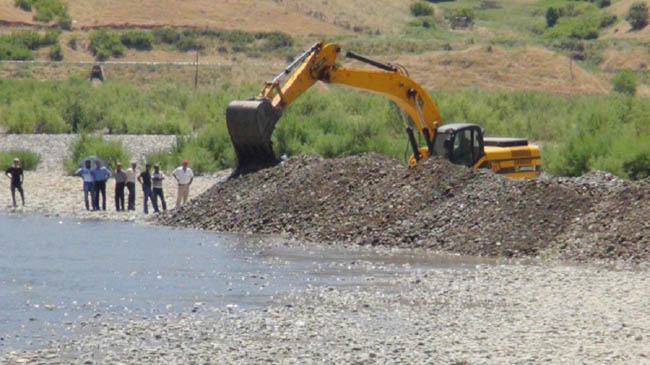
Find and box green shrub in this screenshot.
[450,7,475,20]
[544,11,601,40]
[64,134,131,175]
[15,0,32,11]
[0,149,41,171]
[48,43,62,61]
[623,153,650,180]
[90,30,126,60]
[258,32,293,51]
[120,30,154,50]
[626,2,648,30]
[410,2,434,17]
[612,70,637,96]
[68,35,77,50]
[600,14,617,28]
[57,13,72,30]
[0,38,33,60]
[546,7,560,27]
[32,0,68,23]
[176,36,204,52]
[153,27,181,44]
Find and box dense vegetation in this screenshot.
[0,29,61,61]
[3,78,645,178]
[0,149,41,171]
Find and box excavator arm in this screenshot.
[226,42,443,173]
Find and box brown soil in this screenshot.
[157,154,650,263]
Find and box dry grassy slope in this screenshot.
[0,0,410,34]
[395,46,611,95]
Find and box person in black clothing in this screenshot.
[114,162,127,211]
[137,163,158,214]
[5,158,24,207]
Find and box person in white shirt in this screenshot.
[125,161,137,211]
[172,160,193,208]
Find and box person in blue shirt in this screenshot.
[90,160,111,211]
[75,160,94,210]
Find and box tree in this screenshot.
[546,7,559,27]
[626,2,649,30]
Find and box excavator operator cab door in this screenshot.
[448,126,484,167]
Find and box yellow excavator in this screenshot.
[226,42,541,178]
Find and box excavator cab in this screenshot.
[430,124,485,167]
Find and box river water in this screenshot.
[0,214,490,350]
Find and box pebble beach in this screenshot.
[1,135,649,364]
[0,134,222,221]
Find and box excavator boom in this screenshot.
[226,42,442,174]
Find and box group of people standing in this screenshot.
[75,160,194,214]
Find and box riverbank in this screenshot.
[1,261,648,364]
[0,171,223,221]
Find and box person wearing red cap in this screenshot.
[172,160,193,208]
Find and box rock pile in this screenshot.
[157,154,649,262]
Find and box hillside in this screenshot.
[0,0,649,95]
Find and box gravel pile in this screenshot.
[158,154,650,263]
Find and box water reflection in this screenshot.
[0,214,491,349]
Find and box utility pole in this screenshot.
[194,50,199,89]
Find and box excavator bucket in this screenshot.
[226,98,282,174]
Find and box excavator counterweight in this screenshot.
[226,98,282,173]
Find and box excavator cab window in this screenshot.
[449,127,484,167]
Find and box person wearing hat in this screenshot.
[172,160,193,208]
[114,162,127,211]
[151,163,166,211]
[5,157,24,207]
[137,163,158,214]
[125,161,137,211]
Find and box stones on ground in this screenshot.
[157,154,650,263]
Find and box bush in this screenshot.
[64,134,131,175]
[48,43,62,61]
[90,30,125,60]
[15,0,32,11]
[546,7,560,27]
[176,36,204,52]
[626,2,649,30]
[57,13,72,30]
[0,149,41,171]
[410,2,434,17]
[120,30,154,50]
[32,0,68,23]
[449,7,475,21]
[68,35,77,50]
[152,27,181,44]
[623,153,650,180]
[0,39,33,60]
[612,70,637,96]
[258,32,293,51]
[600,14,617,28]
